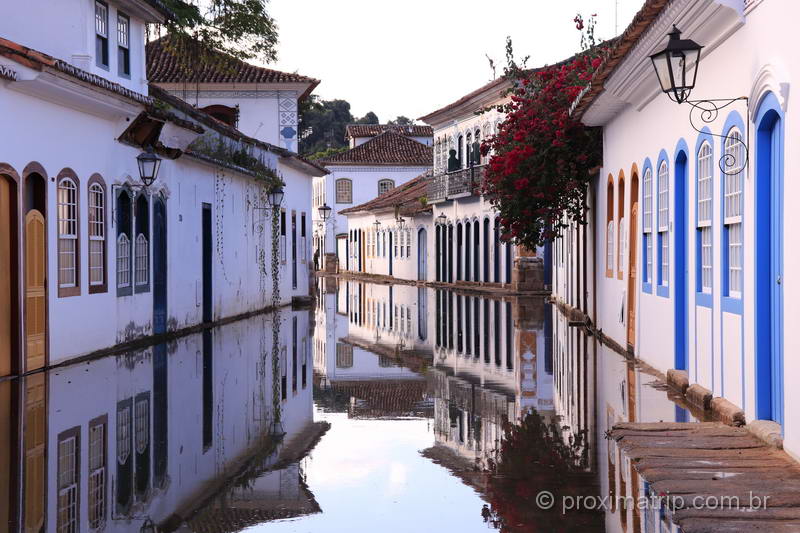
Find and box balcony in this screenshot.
[427,165,485,204]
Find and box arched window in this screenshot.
[335,178,352,204]
[642,167,653,287]
[378,179,394,195]
[134,194,149,290]
[697,141,713,294]
[116,190,132,293]
[474,129,481,165]
[57,174,79,296]
[457,134,464,168]
[88,177,107,292]
[724,129,744,298]
[606,176,614,277]
[465,132,472,167]
[657,161,669,288]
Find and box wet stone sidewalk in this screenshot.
[610,422,800,532]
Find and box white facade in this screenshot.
[312,164,429,267]
[554,0,800,457]
[0,0,320,373]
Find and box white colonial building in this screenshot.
[311,126,432,271]
[0,0,323,376]
[554,0,800,457]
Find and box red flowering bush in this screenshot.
[482,16,606,248]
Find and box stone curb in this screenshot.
[710,397,746,427]
[666,369,689,394]
[685,384,713,411]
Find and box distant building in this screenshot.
[312,130,432,271]
[345,123,433,148]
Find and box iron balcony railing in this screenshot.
[427,164,486,204]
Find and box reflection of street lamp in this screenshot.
[139,518,156,533]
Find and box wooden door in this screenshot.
[25,210,46,371]
[0,177,14,376]
[626,202,638,348]
[23,373,45,533]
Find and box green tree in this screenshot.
[156,0,279,63]
[299,96,355,156]
[355,111,380,124]
[388,115,413,125]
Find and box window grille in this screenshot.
[606,220,614,273]
[57,435,78,533]
[134,398,149,454]
[618,216,626,274]
[117,406,131,465]
[135,234,148,285]
[658,162,669,286]
[336,179,352,203]
[117,13,130,75]
[95,1,109,67]
[697,142,713,293]
[724,129,744,297]
[58,179,78,289]
[89,184,105,285]
[378,179,394,195]
[88,423,106,529]
[117,234,130,287]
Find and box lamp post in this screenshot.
[396,216,405,230]
[319,203,332,222]
[649,25,748,175]
[136,146,162,187]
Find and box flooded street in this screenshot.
[1,279,700,532]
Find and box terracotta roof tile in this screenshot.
[340,170,432,216]
[146,36,319,98]
[345,124,433,140]
[319,131,432,167]
[0,37,152,105]
[571,0,670,120]
[418,76,511,122]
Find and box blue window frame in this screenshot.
[721,120,745,314]
[641,161,653,293]
[696,138,713,308]
[656,159,669,297]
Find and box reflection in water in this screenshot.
[0,279,704,532]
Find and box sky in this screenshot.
[267,0,645,122]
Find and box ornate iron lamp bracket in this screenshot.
[685,96,749,176]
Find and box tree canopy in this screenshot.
[156,0,279,63]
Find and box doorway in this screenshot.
[627,173,639,348]
[674,151,688,371]
[24,172,47,372]
[755,95,784,424]
[0,171,18,377]
[202,203,212,323]
[418,228,427,280]
[291,211,297,289]
[388,231,393,276]
[152,198,167,334]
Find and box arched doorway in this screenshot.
[755,93,784,424]
[627,170,639,348]
[674,146,689,372]
[153,197,167,335]
[24,170,47,372]
[417,228,427,281]
[0,167,19,377]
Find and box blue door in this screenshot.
[418,228,427,280]
[674,151,688,370]
[153,198,167,334]
[755,95,784,424]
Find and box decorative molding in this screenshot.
[165,89,281,99]
[0,64,17,81]
[748,63,790,120]
[325,166,431,173]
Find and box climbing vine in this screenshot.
[270,203,283,433]
[214,169,230,283]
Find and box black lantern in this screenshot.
[140,518,156,533]
[649,25,703,104]
[397,216,406,229]
[318,203,332,221]
[136,147,162,187]
[437,213,447,225]
[267,186,284,208]
[373,220,381,230]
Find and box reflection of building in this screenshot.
[429,291,554,465]
[0,310,322,531]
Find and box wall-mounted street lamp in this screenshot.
[396,216,406,230]
[318,203,332,222]
[136,146,162,188]
[436,213,447,225]
[649,25,748,175]
[373,220,382,231]
[267,186,284,209]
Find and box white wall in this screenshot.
[1,0,151,95]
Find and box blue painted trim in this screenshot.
[696,292,712,308]
[673,139,689,373]
[694,128,715,300]
[641,157,654,292]
[655,150,670,298]
[719,111,746,406]
[754,91,784,428]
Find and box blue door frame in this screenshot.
[674,148,688,371]
[755,93,784,425]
